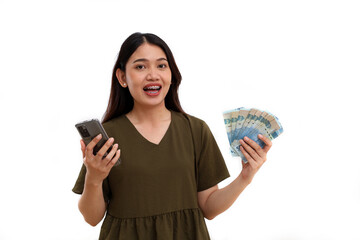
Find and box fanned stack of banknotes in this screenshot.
[223,107,283,163]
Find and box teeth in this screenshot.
[144,86,161,90]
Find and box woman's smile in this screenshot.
[143,83,162,96]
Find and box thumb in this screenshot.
[241,159,247,169]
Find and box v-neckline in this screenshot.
[123,111,173,146]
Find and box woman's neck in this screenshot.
[126,103,171,125]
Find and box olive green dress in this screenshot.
[73,111,230,240]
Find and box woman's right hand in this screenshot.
[80,134,121,185]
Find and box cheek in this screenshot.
[124,75,139,98]
[126,72,141,88]
[163,72,172,94]
[163,71,172,84]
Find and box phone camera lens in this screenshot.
[80,126,90,138]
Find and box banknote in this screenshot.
[223,107,249,156]
[223,108,237,155]
[223,107,283,163]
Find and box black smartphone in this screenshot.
[75,119,121,166]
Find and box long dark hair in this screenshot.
[102,32,185,123]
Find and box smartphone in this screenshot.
[75,119,121,166]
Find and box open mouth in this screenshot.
[143,85,162,95]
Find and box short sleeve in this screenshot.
[186,115,230,192]
[72,164,111,203]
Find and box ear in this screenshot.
[116,68,127,87]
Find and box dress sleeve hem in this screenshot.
[197,173,230,192]
[72,186,83,195]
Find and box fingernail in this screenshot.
[258,134,263,138]
[109,137,114,143]
[244,136,249,141]
[97,134,102,138]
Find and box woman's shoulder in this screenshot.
[172,111,208,130]
[102,114,126,131]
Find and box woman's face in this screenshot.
[119,43,172,110]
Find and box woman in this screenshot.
[73,32,272,240]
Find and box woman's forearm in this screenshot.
[202,135,272,219]
[78,175,107,226]
[202,175,250,220]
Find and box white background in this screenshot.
[1,0,359,239]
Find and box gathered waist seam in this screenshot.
[106,207,202,220]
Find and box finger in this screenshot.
[85,134,102,156]
[107,149,121,168]
[243,136,265,158]
[96,137,114,159]
[241,158,247,168]
[258,134,272,153]
[80,139,86,158]
[240,146,256,168]
[103,144,118,165]
[240,139,261,161]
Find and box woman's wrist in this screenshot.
[85,173,104,188]
[238,172,253,187]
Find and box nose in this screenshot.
[146,67,160,81]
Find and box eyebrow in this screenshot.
[132,58,168,64]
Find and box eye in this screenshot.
[135,65,145,70]
[158,64,167,69]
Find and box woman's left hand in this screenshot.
[239,134,272,184]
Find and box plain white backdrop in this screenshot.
[1,0,359,239]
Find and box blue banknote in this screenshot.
[223,108,283,163]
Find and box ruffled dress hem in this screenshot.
[99,208,210,240]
